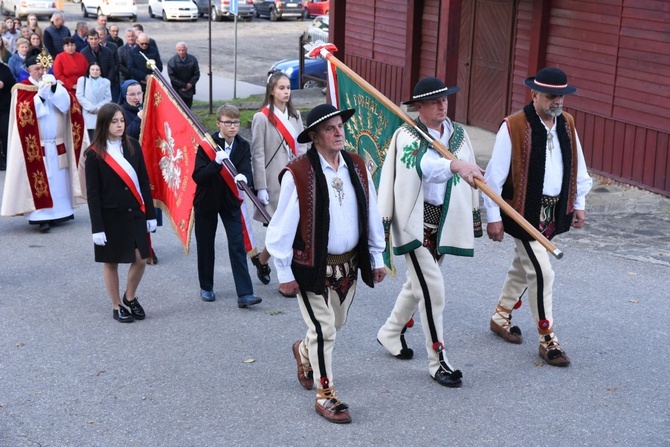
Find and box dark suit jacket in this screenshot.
[73,33,88,52]
[193,133,253,213]
[80,45,117,84]
[128,45,163,84]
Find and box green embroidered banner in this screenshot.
[335,66,404,188]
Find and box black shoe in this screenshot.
[251,254,271,284]
[123,293,145,320]
[113,306,134,323]
[433,368,463,388]
[39,222,51,232]
[151,249,158,265]
[238,294,262,308]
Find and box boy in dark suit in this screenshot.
[192,105,262,308]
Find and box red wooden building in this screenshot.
[329,0,670,196]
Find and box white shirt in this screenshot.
[266,151,386,283]
[420,120,455,206]
[484,117,593,223]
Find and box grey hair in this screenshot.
[51,12,65,21]
[176,41,188,50]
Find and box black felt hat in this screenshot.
[24,46,52,69]
[24,46,42,68]
[524,67,577,95]
[297,104,356,144]
[402,77,460,105]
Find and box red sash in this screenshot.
[260,107,298,156]
[15,85,52,210]
[94,147,146,213]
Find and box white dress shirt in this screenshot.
[420,120,456,206]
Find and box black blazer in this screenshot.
[85,138,156,234]
[192,133,253,213]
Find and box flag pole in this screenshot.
[315,45,563,259]
[142,56,271,224]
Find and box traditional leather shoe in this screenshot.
[251,254,271,284]
[39,222,51,232]
[292,340,314,390]
[200,289,216,302]
[113,306,134,323]
[433,368,463,388]
[315,398,352,424]
[376,338,413,360]
[123,293,145,320]
[490,318,523,344]
[539,344,571,367]
[238,294,262,308]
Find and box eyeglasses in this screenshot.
[217,120,241,127]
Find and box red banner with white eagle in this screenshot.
[140,75,255,254]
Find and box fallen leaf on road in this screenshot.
[95,370,106,376]
[243,359,255,363]
[535,361,545,367]
[16,343,24,348]
[607,387,618,391]
[628,299,639,304]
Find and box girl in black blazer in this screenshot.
[85,103,157,323]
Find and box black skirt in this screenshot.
[94,207,150,263]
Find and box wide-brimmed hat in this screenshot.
[524,67,577,95]
[402,77,460,105]
[297,104,355,144]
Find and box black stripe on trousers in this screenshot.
[409,251,439,344]
[521,240,546,320]
[299,289,328,384]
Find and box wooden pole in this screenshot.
[320,49,563,259]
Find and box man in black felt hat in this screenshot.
[265,103,387,424]
[484,67,592,366]
[1,47,87,231]
[377,77,485,388]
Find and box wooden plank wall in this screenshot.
[343,0,408,104]
[510,0,669,195]
[419,0,441,78]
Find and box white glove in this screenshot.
[147,219,157,233]
[257,189,270,205]
[92,232,107,246]
[234,173,247,185]
[215,150,229,164]
[38,80,54,99]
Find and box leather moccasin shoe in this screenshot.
[315,398,352,424]
[200,289,216,302]
[238,295,262,308]
[113,306,134,323]
[490,319,523,344]
[251,254,271,285]
[539,345,571,367]
[292,340,314,390]
[376,338,413,360]
[433,369,463,388]
[123,293,145,320]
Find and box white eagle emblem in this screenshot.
[158,122,184,195]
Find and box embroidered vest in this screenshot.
[502,102,578,240]
[280,148,373,294]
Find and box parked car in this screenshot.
[81,0,137,21]
[302,0,327,19]
[194,0,255,21]
[254,0,302,21]
[148,0,198,21]
[306,14,328,42]
[1,0,57,19]
[271,56,327,90]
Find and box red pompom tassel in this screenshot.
[320,377,330,388]
[538,319,550,331]
[432,341,444,352]
[513,299,523,310]
[405,318,415,328]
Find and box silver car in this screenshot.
[194,0,255,21]
[1,0,58,19]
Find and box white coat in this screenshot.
[75,76,112,130]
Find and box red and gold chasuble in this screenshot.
[14,83,86,210]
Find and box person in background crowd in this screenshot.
[484,67,593,367]
[108,24,123,48]
[167,41,199,109]
[376,77,484,389]
[8,38,30,81]
[77,62,112,141]
[73,22,89,52]
[266,103,386,424]
[1,47,84,231]
[84,103,156,323]
[250,70,305,294]
[81,29,117,96]
[43,12,71,57]
[117,28,136,85]
[19,25,31,40]
[53,37,89,92]
[192,104,263,307]
[96,14,108,33]
[2,17,17,54]
[95,25,119,99]
[127,33,162,93]
[0,60,15,170]
[132,24,158,49]
[27,14,42,40]
[0,31,10,64]
[29,32,43,50]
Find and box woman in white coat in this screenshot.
[76,63,112,141]
[250,70,305,294]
